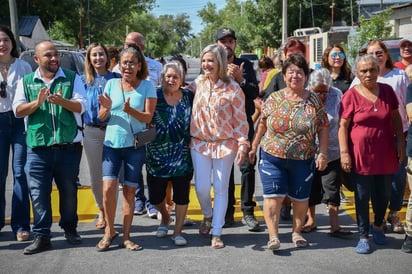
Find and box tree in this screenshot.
[346,9,393,63]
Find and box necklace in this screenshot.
[358,85,378,112]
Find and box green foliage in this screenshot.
[345,9,393,63]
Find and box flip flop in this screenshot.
[328,227,353,238]
[96,233,118,252]
[95,219,106,230]
[120,240,143,251]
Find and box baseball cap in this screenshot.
[215,28,237,41]
[400,35,412,46]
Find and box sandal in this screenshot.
[96,233,119,252]
[211,235,225,249]
[328,227,353,238]
[156,224,169,238]
[301,225,317,233]
[387,213,405,234]
[16,231,30,242]
[267,236,280,250]
[95,219,106,230]
[199,219,212,235]
[292,232,308,248]
[120,240,143,251]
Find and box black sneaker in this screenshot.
[242,215,260,232]
[401,235,412,253]
[64,230,82,245]
[23,236,51,255]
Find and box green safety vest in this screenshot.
[23,69,78,148]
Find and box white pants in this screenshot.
[191,149,237,236]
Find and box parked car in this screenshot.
[20,49,85,75]
[239,53,261,81]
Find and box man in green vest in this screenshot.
[13,40,87,255]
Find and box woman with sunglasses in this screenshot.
[0,25,32,241]
[321,44,353,94]
[351,40,410,234]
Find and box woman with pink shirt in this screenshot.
[189,44,249,249]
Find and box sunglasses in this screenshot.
[0,81,7,98]
[330,52,345,59]
[368,50,384,57]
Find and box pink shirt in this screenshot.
[189,76,249,159]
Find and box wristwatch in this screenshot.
[239,79,246,87]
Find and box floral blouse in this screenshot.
[189,76,249,159]
[261,89,329,160]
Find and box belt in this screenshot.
[34,142,82,150]
[86,124,107,130]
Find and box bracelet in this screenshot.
[318,152,328,159]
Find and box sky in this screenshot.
[151,0,226,34]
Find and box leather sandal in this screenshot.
[267,236,280,250]
[199,218,212,235]
[292,232,308,248]
[211,235,225,249]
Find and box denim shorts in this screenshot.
[102,145,145,188]
[258,150,315,201]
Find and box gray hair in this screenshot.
[308,68,332,89]
[355,54,380,77]
[161,61,185,83]
[200,44,229,82]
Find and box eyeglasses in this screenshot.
[121,62,137,68]
[313,89,329,95]
[368,50,384,57]
[330,52,345,59]
[0,81,7,98]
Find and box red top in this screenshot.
[394,61,407,70]
[340,83,399,175]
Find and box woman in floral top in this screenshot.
[190,44,249,249]
[249,54,329,251]
[146,61,193,246]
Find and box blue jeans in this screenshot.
[352,173,391,238]
[0,111,29,233]
[389,141,407,212]
[25,143,82,239]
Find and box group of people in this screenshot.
[1,23,412,256]
[253,37,412,254]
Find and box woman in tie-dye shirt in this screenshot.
[189,44,249,249]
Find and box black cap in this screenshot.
[215,27,237,41]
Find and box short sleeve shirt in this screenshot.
[261,89,329,160]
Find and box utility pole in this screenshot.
[282,0,287,45]
[79,0,84,49]
[330,0,335,27]
[9,0,20,52]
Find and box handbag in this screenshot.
[134,126,156,149]
[121,79,156,149]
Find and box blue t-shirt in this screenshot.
[146,87,194,177]
[103,78,156,148]
[81,71,120,125]
[406,83,412,157]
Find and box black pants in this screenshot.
[227,118,256,217]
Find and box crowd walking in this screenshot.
[0,23,411,256]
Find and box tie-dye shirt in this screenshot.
[261,89,329,160]
[189,76,249,159]
[146,87,194,177]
